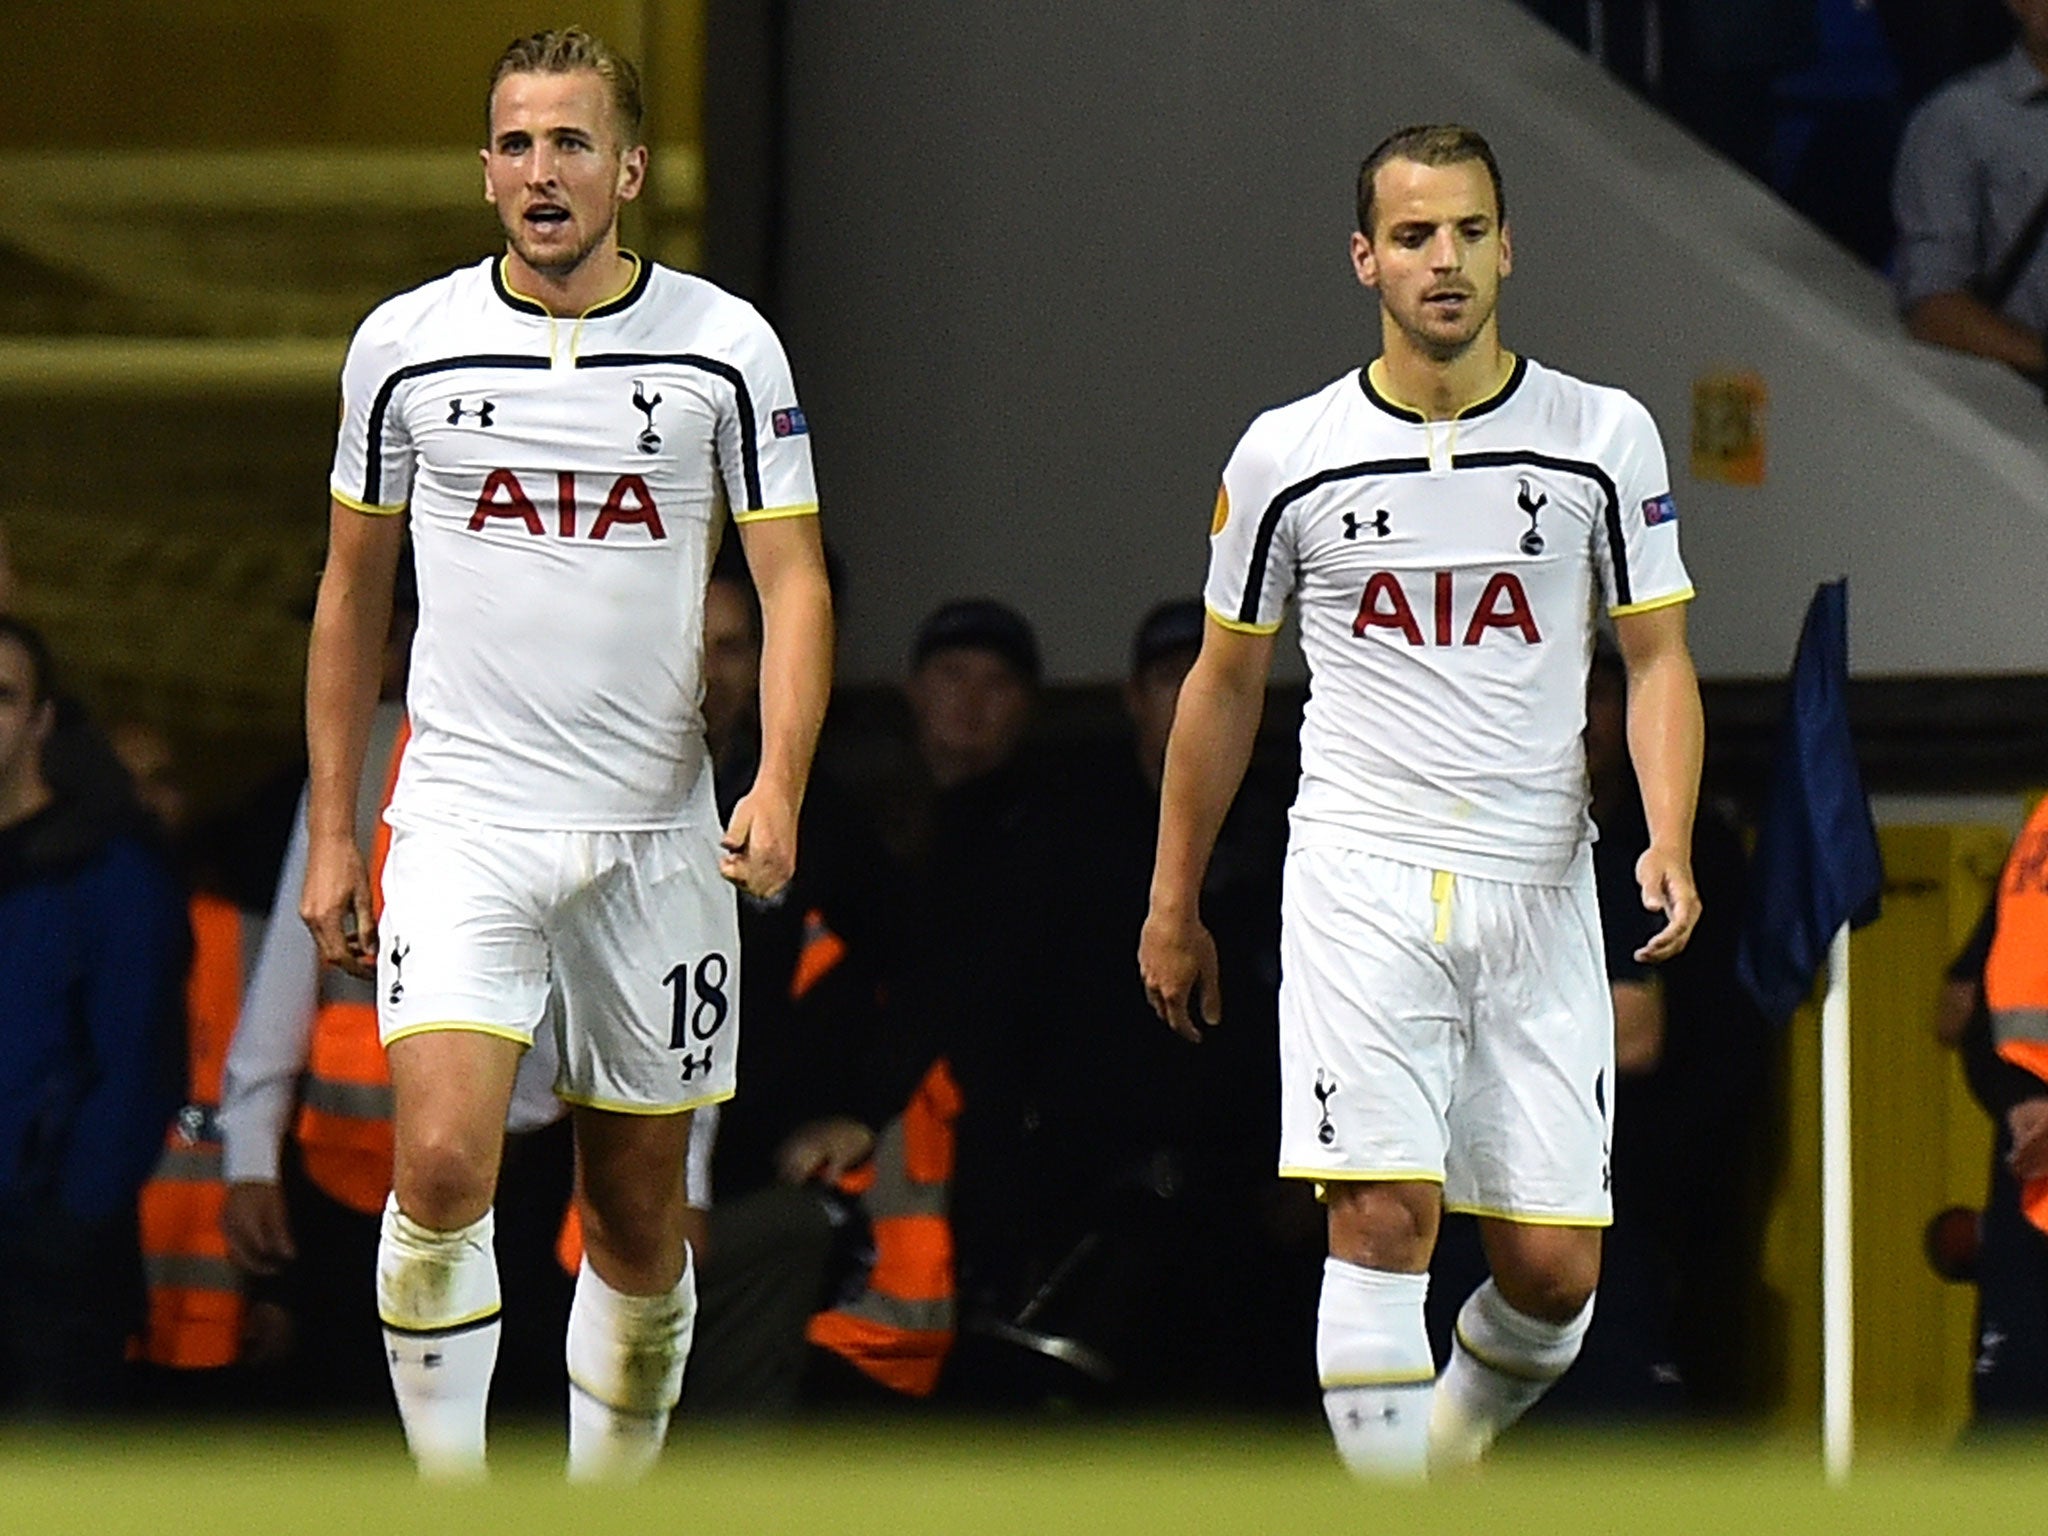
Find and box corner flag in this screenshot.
[1734,578,1884,1483]
[1736,579,1884,1026]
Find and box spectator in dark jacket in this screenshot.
[0,616,185,1413]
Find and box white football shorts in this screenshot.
[1276,842,1614,1225]
[376,816,740,1115]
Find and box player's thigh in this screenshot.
[573,1105,695,1225]
[549,826,740,1115]
[387,1029,525,1219]
[376,820,554,1048]
[377,821,553,1216]
[1278,846,1463,1190]
[1445,860,1613,1227]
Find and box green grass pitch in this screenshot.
[0,1420,2040,1535]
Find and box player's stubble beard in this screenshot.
[502,198,622,283]
[1387,282,1499,367]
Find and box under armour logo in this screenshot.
[388,940,410,1006]
[680,1044,715,1082]
[1343,509,1391,541]
[1979,1326,2007,1376]
[448,398,495,428]
[1314,1069,1339,1146]
[1340,1399,1400,1431]
[632,381,663,454]
[1516,477,1548,555]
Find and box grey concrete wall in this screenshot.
[778,0,2048,682]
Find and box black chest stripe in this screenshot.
[361,355,549,507]
[577,353,762,512]
[1235,448,1630,625]
[362,350,766,513]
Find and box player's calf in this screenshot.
[1318,1257,1435,1479]
[565,1107,700,1481]
[377,1196,503,1480]
[1429,1221,1601,1470]
[565,1250,697,1482]
[1315,1181,1443,1478]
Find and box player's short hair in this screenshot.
[487,27,645,145]
[0,614,56,704]
[1356,124,1505,238]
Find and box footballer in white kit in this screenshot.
[1142,124,1704,1480]
[1205,354,1691,1216]
[329,249,816,1113]
[303,29,834,1484]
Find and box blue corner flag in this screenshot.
[1736,580,1885,1026]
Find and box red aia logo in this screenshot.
[468,469,666,540]
[1353,571,1541,645]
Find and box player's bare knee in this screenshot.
[395,1129,498,1230]
[1325,1181,1439,1271]
[1486,1228,1601,1322]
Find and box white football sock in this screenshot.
[1430,1278,1593,1470]
[1317,1258,1434,1480]
[377,1196,502,1480]
[565,1248,696,1482]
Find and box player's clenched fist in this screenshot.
[1139,906,1223,1044]
[720,789,798,899]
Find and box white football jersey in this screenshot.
[330,254,818,832]
[1204,356,1691,883]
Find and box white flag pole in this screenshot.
[1820,921,1854,1484]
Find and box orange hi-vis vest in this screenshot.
[295,708,407,1216]
[137,890,265,1368]
[807,1057,961,1397]
[1985,795,2048,1235]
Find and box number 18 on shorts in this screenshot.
[378,819,742,1114]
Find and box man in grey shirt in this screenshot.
[1892,0,2048,382]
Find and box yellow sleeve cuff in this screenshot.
[331,487,407,516]
[732,502,820,525]
[1609,586,1694,618]
[1204,604,1284,636]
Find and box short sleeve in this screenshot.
[329,306,415,515]
[720,306,819,524]
[1599,397,1693,617]
[1202,419,1295,633]
[1892,92,1984,312]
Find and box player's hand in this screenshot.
[776,1117,877,1185]
[720,789,798,900]
[2008,1098,2048,1182]
[1633,843,1701,964]
[1140,905,1223,1044]
[223,1179,298,1277]
[300,830,376,978]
